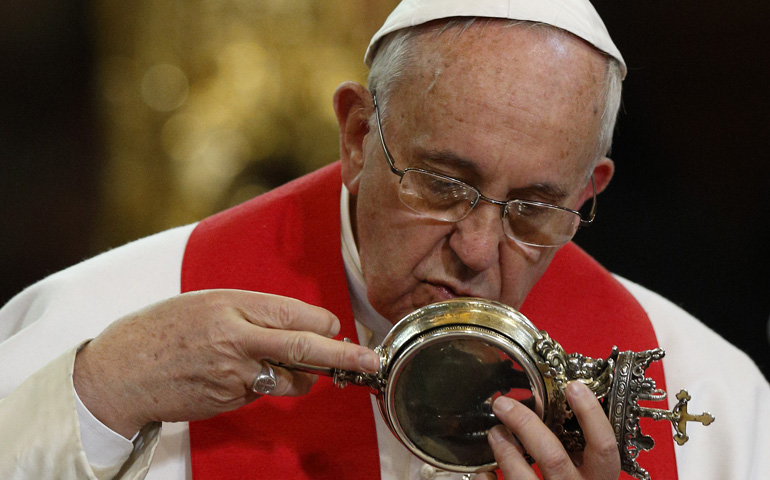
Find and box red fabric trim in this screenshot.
[522,245,678,479]
[182,161,677,479]
[182,163,380,479]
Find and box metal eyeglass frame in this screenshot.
[371,90,597,247]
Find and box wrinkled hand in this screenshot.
[73,289,380,438]
[476,381,620,480]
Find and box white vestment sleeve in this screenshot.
[0,225,195,479]
[74,366,138,476]
[0,347,161,480]
[617,276,770,479]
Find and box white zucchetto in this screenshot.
[365,0,626,78]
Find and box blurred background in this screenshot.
[0,0,767,379]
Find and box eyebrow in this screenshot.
[414,148,480,178]
[413,147,571,202]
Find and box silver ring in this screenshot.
[251,361,277,395]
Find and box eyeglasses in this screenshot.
[371,91,597,248]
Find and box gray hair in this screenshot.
[367,19,623,163]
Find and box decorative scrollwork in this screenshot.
[534,333,617,452]
[532,340,714,480]
[534,332,568,380]
[564,350,615,399]
[603,348,708,480]
[332,369,382,391]
[534,332,571,440]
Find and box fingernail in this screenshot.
[328,320,341,337]
[488,424,507,444]
[493,396,514,414]
[360,352,380,373]
[567,380,587,397]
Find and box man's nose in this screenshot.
[447,203,504,272]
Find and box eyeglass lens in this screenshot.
[398,170,580,247]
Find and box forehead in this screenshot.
[402,20,607,109]
[384,21,607,180]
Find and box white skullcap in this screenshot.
[365,0,626,78]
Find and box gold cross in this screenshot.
[670,389,715,445]
[638,389,715,445]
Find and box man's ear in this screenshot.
[578,156,615,205]
[333,81,372,195]
[592,156,615,194]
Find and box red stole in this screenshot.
[182,162,677,479]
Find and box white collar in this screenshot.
[340,186,393,347]
[341,186,468,479]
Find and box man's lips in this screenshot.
[425,282,458,301]
[424,281,480,300]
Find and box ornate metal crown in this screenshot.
[534,335,715,480]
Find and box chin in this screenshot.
[368,297,407,325]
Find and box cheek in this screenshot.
[498,243,558,309]
[356,187,453,321]
[353,172,416,315]
[357,213,444,320]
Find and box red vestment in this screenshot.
[182,162,676,479]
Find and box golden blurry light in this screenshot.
[176,127,252,207]
[162,111,256,208]
[91,1,400,251]
[217,42,277,101]
[141,63,189,112]
[161,113,206,163]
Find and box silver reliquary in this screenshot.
[278,298,714,479]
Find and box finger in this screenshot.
[566,381,620,477]
[221,290,342,338]
[492,395,573,479]
[253,328,380,374]
[487,423,536,479]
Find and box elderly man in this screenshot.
[1,1,768,479]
